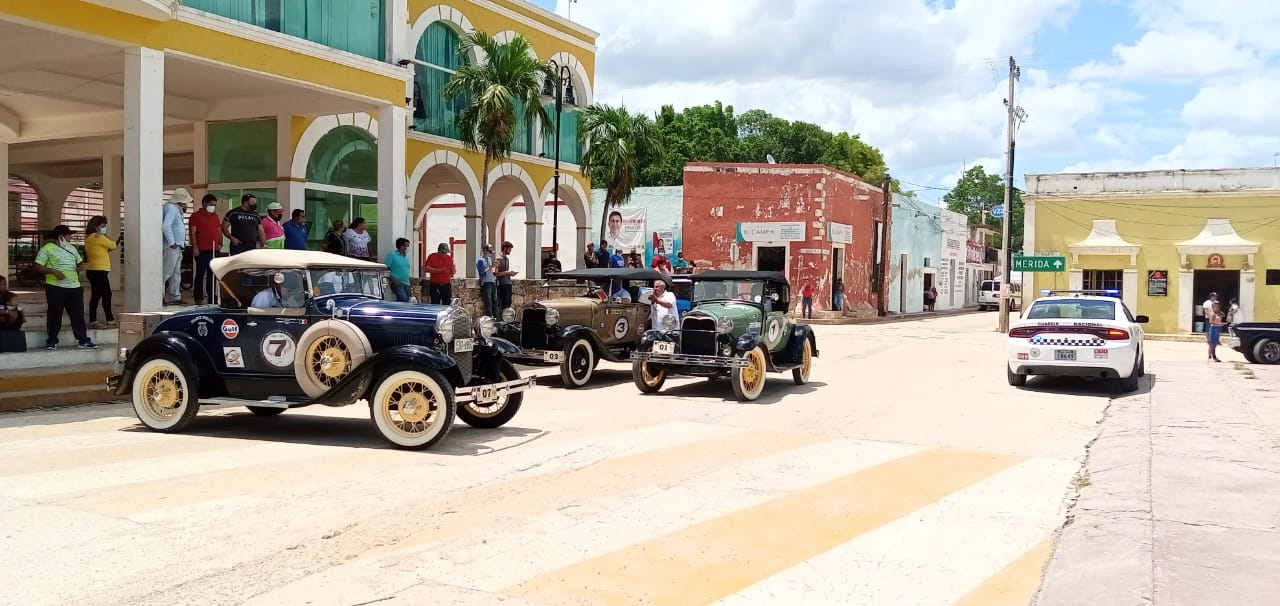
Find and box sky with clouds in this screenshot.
[529,0,1280,204]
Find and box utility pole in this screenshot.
[998,56,1025,334]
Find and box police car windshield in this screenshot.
[310,268,384,299]
[1026,299,1116,321]
[693,280,764,303]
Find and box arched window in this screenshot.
[412,21,468,139]
[304,125,379,254]
[541,103,581,164]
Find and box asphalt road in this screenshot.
[0,313,1221,606]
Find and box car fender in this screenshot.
[786,324,819,361]
[559,325,608,352]
[310,344,464,407]
[639,329,678,349]
[734,332,763,354]
[478,335,520,355]
[115,332,219,398]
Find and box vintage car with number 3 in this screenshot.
[106,250,536,450]
[630,270,818,401]
[497,268,671,388]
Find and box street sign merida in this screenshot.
[1012,255,1066,272]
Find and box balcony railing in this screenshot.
[184,0,386,61]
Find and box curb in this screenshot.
[1145,334,1210,343]
[801,309,983,326]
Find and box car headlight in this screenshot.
[502,308,517,322]
[715,316,734,334]
[477,316,497,339]
[662,314,678,330]
[117,347,129,362]
[544,307,560,326]
[437,310,455,343]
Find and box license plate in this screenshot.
[477,386,497,401]
[453,338,474,353]
[1055,349,1076,361]
[653,341,675,355]
[544,351,564,363]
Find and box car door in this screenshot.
[762,309,790,352]
[212,309,310,377]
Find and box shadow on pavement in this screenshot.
[658,379,828,404]
[118,411,546,455]
[1016,373,1157,398]
[532,367,636,390]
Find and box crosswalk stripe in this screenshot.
[505,447,1022,606]
[714,458,1074,606]
[954,535,1056,606]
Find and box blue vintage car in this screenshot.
[107,250,535,450]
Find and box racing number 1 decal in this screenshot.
[260,331,298,369]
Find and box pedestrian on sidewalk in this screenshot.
[323,220,346,255]
[344,218,372,260]
[800,281,815,319]
[384,238,411,302]
[83,215,116,328]
[261,202,286,249]
[422,242,456,305]
[283,209,309,250]
[223,194,265,255]
[162,188,190,305]
[924,287,937,312]
[0,276,24,330]
[189,194,223,305]
[1207,301,1226,362]
[1227,297,1243,336]
[476,243,499,318]
[33,225,97,350]
[832,278,845,313]
[496,242,519,312]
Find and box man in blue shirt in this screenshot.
[161,188,190,305]
[384,237,411,302]
[476,243,499,317]
[609,246,625,268]
[283,209,309,250]
[595,240,611,268]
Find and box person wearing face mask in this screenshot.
[222,193,266,255]
[83,215,117,328]
[262,202,286,249]
[33,225,97,350]
[189,194,224,305]
[161,188,191,305]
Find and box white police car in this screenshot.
[1007,290,1149,391]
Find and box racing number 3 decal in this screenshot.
[261,331,298,369]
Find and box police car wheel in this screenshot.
[1006,366,1027,387]
[456,360,524,429]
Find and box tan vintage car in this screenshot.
[496,268,672,387]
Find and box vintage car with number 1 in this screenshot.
[497,267,671,387]
[107,250,536,450]
[630,270,818,401]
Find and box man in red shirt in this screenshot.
[423,242,456,305]
[188,194,225,305]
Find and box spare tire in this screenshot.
[295,319,374,399]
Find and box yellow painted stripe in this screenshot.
[954,535,1056,606]
[355,428,825,560]
[506,448,1023,606]
[0,437,234,477]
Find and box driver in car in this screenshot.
[252,272,301,308]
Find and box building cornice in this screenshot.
[465,0,599,52]
[1025,189,1280,202]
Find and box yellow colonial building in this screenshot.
[1,0,596,311]
[1022,168,1280,335]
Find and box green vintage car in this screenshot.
[630,270,819,401]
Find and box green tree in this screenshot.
[577,103,664,241]
[942,166,1024,251]
[443,31,552,230]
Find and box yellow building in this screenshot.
[1022,168,1280,335]
[0,0,596,311]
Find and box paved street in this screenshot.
[0,313,1258,606]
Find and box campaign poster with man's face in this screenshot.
[604,207,646,252]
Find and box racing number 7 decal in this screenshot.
[268,338,289,357]
[260,331,299,370]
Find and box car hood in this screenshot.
[339,298,461,323]
[684,301,763,334]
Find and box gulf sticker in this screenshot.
[221,319,240,339]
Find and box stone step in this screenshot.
[0,344,118,370]
[0,363,121,412]
[20,327,119,350]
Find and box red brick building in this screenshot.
[681,163,892,316]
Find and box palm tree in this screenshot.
[577,104,663,241]
[443,31,552,232]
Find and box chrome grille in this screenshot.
[451,310,474,380]
[521,308,548,349]
[681,316,718,356]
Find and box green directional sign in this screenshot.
[1012,255,1066,272]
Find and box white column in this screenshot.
[464,214,483,278]
[1122,269,1138,314]
[273,113,304,216]
[0,142,7,280]
[525,220,542,279]
[102,154,123,290]
[385,0,409,65]
[1178,270,1194,333]
[1241,270,1256,325]
[1068,269,1083,292]
[123,47,165,312]
[574,225,590,270]
[376,103,407,260]
[192,120,208,199]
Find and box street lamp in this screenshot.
[540,59,577,255]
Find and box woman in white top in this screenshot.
[343,217,372,260]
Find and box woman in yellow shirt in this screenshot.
[84,215,117,328]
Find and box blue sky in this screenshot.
[534,0,1280,203]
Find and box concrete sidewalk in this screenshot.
[801,307,980,325]
[1034,360,1280,606]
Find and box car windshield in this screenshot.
[1025,299,1116,320]
[693,280,765,303]
[310,268,385,299]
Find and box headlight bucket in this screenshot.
[662,314,678,330]
[715,316,734,334]
[501,308,517,322]
[477,316,497,339]
[544,307,560,326]
[437,310,455,342]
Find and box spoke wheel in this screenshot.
[792,338,812,385]
[731,348,768,401]
[370,369,456,449]
[131,357,200,432]
[559,338,595,388]
[632,358,666,394]
[456,360,524,429]
[295,320,372,399]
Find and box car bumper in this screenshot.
[455,375,537,405]
[1008,343,1137,378]
[508,349,566,364]
[631,350,750,369]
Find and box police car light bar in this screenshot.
[1041,289,1121,297]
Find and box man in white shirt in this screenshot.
[650,279,678,330]
[1201,292,1218,325]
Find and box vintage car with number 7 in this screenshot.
[630,270,818,401]
[497,268,671,387]
[106,250,536,450]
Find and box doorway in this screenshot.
[755,245,786,273]
[923,272,935,312]
[899,253,909,313]
[831,245,844,288]
[1191,269,1240,332]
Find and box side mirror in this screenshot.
[1135,315,1149,324]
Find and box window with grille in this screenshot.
[1083,270,1123,297]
